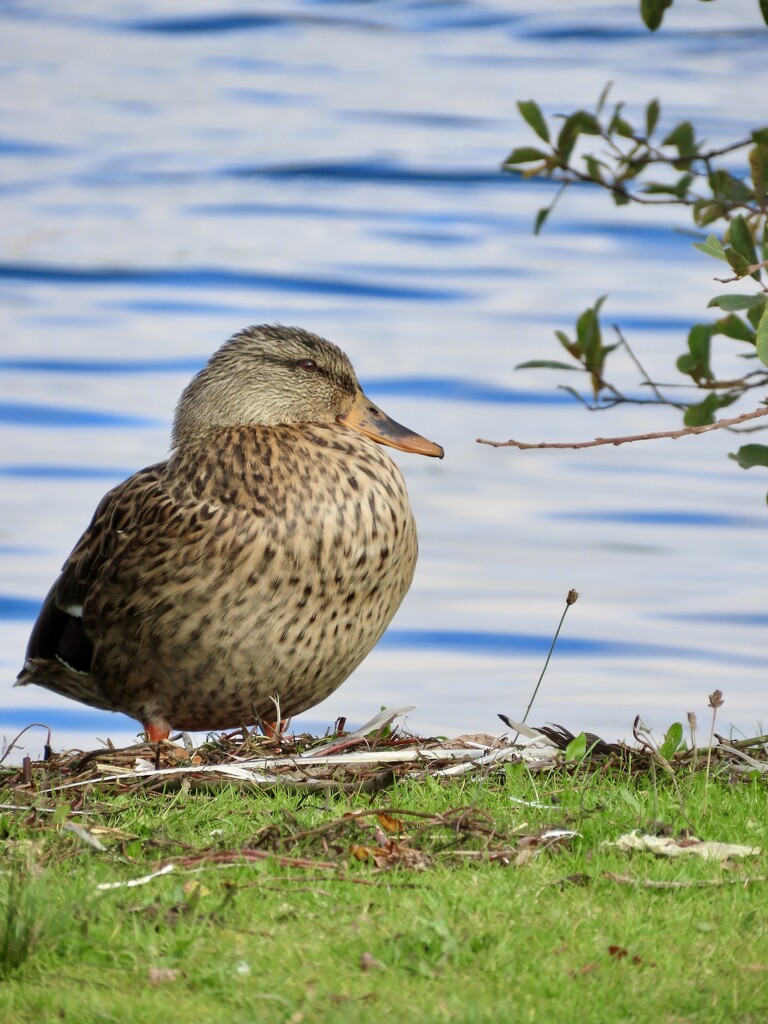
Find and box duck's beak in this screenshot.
[337,390,444,458]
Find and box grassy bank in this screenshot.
[1,730,767,1023]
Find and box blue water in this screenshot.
[0,403,161,428]
[0,262,464,300]
[2,0,767,759]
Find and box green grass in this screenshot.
[1,762,767,1023]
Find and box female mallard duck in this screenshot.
[16,324,443,741]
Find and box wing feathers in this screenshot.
[20,464,167,679]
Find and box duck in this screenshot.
[16,324,443,742]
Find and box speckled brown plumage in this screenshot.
[16,325,443,738]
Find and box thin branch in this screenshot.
[0,723,52,765]
[697,137,754,159]
[613,326,684,409]
[693,373,768,391]
[714,257,768,285]
[621,134,753,167]
[476,403,768,450]
[723,733,768,750]
[550,168,696,207]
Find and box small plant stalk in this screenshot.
[513,590,579,744]
[703,690,724,816]
[687,711,698,771]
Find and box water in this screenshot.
[2,0,767,759]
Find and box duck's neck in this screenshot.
[167,422,374,507]
[164,426,287,506]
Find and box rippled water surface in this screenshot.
[3,0,768,757]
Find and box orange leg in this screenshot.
[262,719,288,739]
[145,722,171,743]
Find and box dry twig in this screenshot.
[476,404,768,450]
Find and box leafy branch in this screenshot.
[505,89,768,235]
[493,81,768,497]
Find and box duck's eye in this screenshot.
[297,358,318,372]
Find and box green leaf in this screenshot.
[558,384,589,406]
[575,308,597,355]
[672,172,694,199]
[516,360,582,371]
[533,206,551,235]
[617,156,648,182]
[555,329,577,355]
[517,100,550,143]
[663,120,696,158]
[692,200,727,227]
[750,144,768,206]
[573,111,601,135]
[725,247,751,276]
[565,732,587,761]
[756,301,768,367]
[709,169,754,204]
[51,802,72,827]
[760,0,768,27]
[748,297,768,330]
[641,0,673,30]
[684,395,718,427]
[125,838,145,859]
[645,98,660,137]
[617,787,642,814]
[643,174,693,199]
[607,101,631,138]
[707,293,765,312]
[682,323,714,379]
[643,182,680,196]
[584,155,605,182]
[684,393,735,427]
[714,314,756,344]
[729,444,768,470]
[612,116,634,139]
[596,82,613,116]
[503,146,548,166]
[730,215,757,261]
[752,126,768,145]
[576,297,607,372]
[658,722,684,760]
[729,214,759,279]
[557,110,601,164]
[694,234,728,262]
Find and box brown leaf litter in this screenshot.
[2,711,767,885]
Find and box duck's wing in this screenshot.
[19,463,167,679]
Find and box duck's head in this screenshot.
[172,324,444,458]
